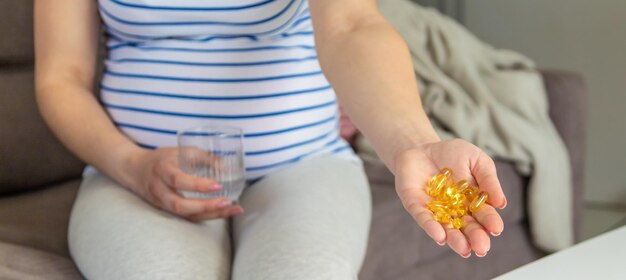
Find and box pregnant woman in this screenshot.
[35,0,506,279]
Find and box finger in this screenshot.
[444,225,471,258]
[188,205,244,222]
[157,160,222,193]
[470,152,506,208]
[178,146,225,170]
[150,181,231,216]
[167,195,234,217]
[471,204,504,236]
[398,187,447,244]
[461,215,491,257]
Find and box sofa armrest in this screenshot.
[540,69,588,243]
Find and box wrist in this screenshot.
[110,143,147,191]
[391,139,438,173]
[388,125,440,174]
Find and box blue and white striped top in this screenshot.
[98,0,359,180]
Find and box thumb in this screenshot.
[470,152,506,209]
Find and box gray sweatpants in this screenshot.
[68,156,372,280]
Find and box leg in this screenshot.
[232,156,372,280]
[68,171,231,280]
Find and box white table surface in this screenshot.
[495,225,626,280]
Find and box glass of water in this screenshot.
[177,126,246,203]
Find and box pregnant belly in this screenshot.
[100,54,345,179]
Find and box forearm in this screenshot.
[316,18,439,173]
[34,0,145,190]
[36,80,144,188]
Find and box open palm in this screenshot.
[394,139,507,258]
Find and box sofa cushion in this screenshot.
[0,241,82,280]
[0,179,80,257]
[0,0,34,63]
[360,220,543,280]
[0,68,85,194]
[540,70,587,242]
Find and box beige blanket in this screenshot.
[363,0,573,252]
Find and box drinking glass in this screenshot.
[177,126,246,202]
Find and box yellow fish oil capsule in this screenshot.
[443,181,458,199]
[452,217,464,229]
[453,204,467,216]
[440,168,452,177]
[426,168,491,230]
[427,200,447,210]
[427,175,446,197]
[456,180,470,193]
[463,186,479,201]
[450,193,466,205]
[434,211,451,223]
[427,168,453,197]
[469,192,489,213]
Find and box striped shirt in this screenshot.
[98,0,360,180]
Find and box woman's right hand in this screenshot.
[123,147,244,222]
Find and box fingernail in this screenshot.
[230,208,244,216]
[490,231,501,237]
[436,241,446,246]
[475,252,486,258]
[500,197,507,209]
[461,252,471,258]
[216,201,231,208]
[208,183,222,191]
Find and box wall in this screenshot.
[463,0,626,204]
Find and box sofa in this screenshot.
[0,1,587,279]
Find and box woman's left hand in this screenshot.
[394,139,507,258]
